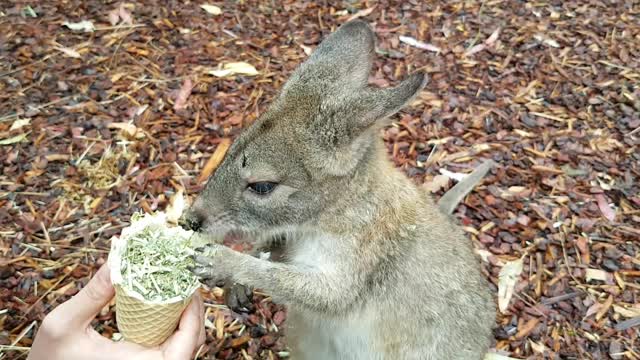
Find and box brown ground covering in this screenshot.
[1,1,639,359]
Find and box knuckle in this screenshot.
[39,313,67,339]
[82,282,106,303]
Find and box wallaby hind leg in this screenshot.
[224,281,254,312]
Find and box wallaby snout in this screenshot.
[178,208,204,232]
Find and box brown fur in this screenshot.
[185,20,495,359]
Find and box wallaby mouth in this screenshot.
[179,204,314,250]
[179,203,251,237]
[190,222,264,247]
[223,229,248,242]
[198,228,269,254]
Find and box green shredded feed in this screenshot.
[120,214,199,302]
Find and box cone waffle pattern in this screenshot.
[115,285,192,347]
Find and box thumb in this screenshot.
[161,292,204,360]
[53,263,115,328]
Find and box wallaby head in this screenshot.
[182,20,426,234]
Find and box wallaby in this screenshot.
[182,20,495,360]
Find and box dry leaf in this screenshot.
[595,194,616,222]
[613,305,640,318]
[534,34,560,48]
[465,44,486,56]
[499,186,529,200]
[110,72,126,82]
[484,353,520,360]
[485,28,501,45]
[204,317,215,329]
[442,143,491,162]
[595,295,614,321]
[107,122,145,139]
[300,44,313,56]
[165,189,185,224]
[424,174,450,193]
[173,78,194,111]
[198,138,232,183]
[108,8,120,25]
[439,168,467,182]
[399,36,441,52]
[515,318,540,339]
[208,62,259,77]
[466,28,501,56]
[497,257,523,313]
[201,4,222,15]
[0,133,29,145]
[507,186,527,193]
[22,5,37,18]
[529,340,547,354]
[585,301,603,318]
[585,268,611,282]
[10,118,31,131]
[109,4,134,26]
[62,20,95,32]
[55,46,82,59]
[595,173,614,191]
[475,249,494,263]
[117,5,133,25]
[134,104,148,117]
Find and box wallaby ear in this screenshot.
[357,72,427,130]
[283,20,375,94]
[306,72,427,176]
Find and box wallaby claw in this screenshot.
[192,244,222,265]
[190,266,211,279]
[193,254,215,267]
[190,244,233,282]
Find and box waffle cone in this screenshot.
[115,285,193,347]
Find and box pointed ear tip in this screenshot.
[342,19,372,31]
[412,71,428,83]
[407,72,429,91]
[340,19,375,43]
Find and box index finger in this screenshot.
[52,264,115,328]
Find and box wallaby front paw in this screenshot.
[191,244,233,283]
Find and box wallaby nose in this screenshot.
[178,208,204,231]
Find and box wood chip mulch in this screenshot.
[1,1,639,359]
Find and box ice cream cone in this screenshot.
[114,285,193,347]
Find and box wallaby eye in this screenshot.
[247,181,277,195]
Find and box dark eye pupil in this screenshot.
[248,182,276,195]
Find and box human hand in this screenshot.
[27,263,205,360]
